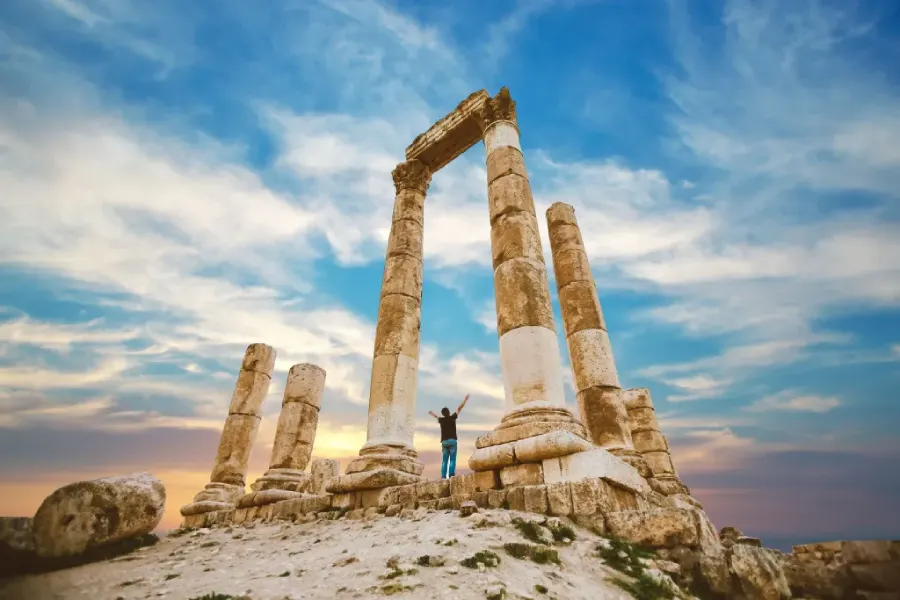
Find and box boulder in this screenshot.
[728,544,792,600]
[32,472,165,558]
[0,517,37,578]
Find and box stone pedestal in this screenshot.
[180,344,275,517]
[623,388,689,496]
[240,364,326,507]
[469,89,587,472]
[328,160,429,492]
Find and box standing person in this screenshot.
[429,394,470,479]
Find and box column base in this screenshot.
[237,488,306,508]
[328,443,425,493]
[250,468,310,493]
[345,443,424,476]
[179,482,244,516]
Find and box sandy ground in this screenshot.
[0,509,652,600]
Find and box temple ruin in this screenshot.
[180,87,700,525]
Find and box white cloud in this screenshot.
[746,391,841,414]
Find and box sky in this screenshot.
[0,0,898,551]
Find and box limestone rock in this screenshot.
[459,501,478,517]
[32,473,165,558]
[728,544,792,600]
[604,508,698,549]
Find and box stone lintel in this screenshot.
[405,89,489,173]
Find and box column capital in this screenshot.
[392,159,432,195]
[480,87,518,130]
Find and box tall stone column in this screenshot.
[623,388,689,496]
[328,160,429,493]
[546,202,634,451]
[181,343,275,517]
[239,364,326,507]
[471,89,586,461]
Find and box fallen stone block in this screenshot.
[542,448,650,493]
[459,501,478,517]
[32,472,165,559]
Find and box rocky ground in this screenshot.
[0,508,693,600]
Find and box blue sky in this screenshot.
[1,0,899,546]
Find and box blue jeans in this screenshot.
[441,439,458,479]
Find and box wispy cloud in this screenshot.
[746,391,841,414]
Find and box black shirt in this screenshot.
[438,413,458,441]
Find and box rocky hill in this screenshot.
[1,508,697,600]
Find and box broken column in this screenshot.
[180,343,275,517]
[623,388,689,496]
[327,159,429,493]
[239,364,326,507]
[546,202,635,452]
[468,89,588,472]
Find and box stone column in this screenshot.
[623,388,689,496]
[181,343,275,517]
[546,202,634,451]
[329,160,429,492]
[239,364,326,507]
[467,89,588,473]
[483,89,582,427]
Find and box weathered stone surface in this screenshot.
[326,469,422,493]
[468,443,517,471]
[364,354,419,449]
[250,469,310,493]
[551,249,593,291]
[415,479,452,500]
[391,159,432,194]
[729,544,792,600]
[576,386,632,449]
[547,221,583,256]
[546,482,573,516]
[32,473,165,558]
[385,217,424,260]
[381,254,423,299]
[268,401,319,471]
[459,501,478,517]
[475,421,586,449]
[471,470,501,492]
[373,294,421,358]
[643,450,677,476]
[487,489,508,509]
[490,211,543,269]
[241,343,277,375]
[391,188,425,225]
[228,369,272,415]
[499,463,544,487]
[486,145,528,184]
[522,485,549,514]
[493,257,555,335]
[210,414,262,486]
[512,430,593,463]
[299,494,332,514]
[310,459,340,495]
[237,488,302,509]
[605,508,698,549]
[487,172,536,227]
[406,89,488,172]
[569,478,600,516]
[558,281,606,338]
[481,87,518,130]
[345,453,424,476]
[843,540,898,564]
[506,487,526,511]
[449,473,476,498]
[542,449,649,493]
[850,561,900,592]
[632,429,669,453]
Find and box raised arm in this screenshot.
[428,410,440,420]
[456,394,471,415]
